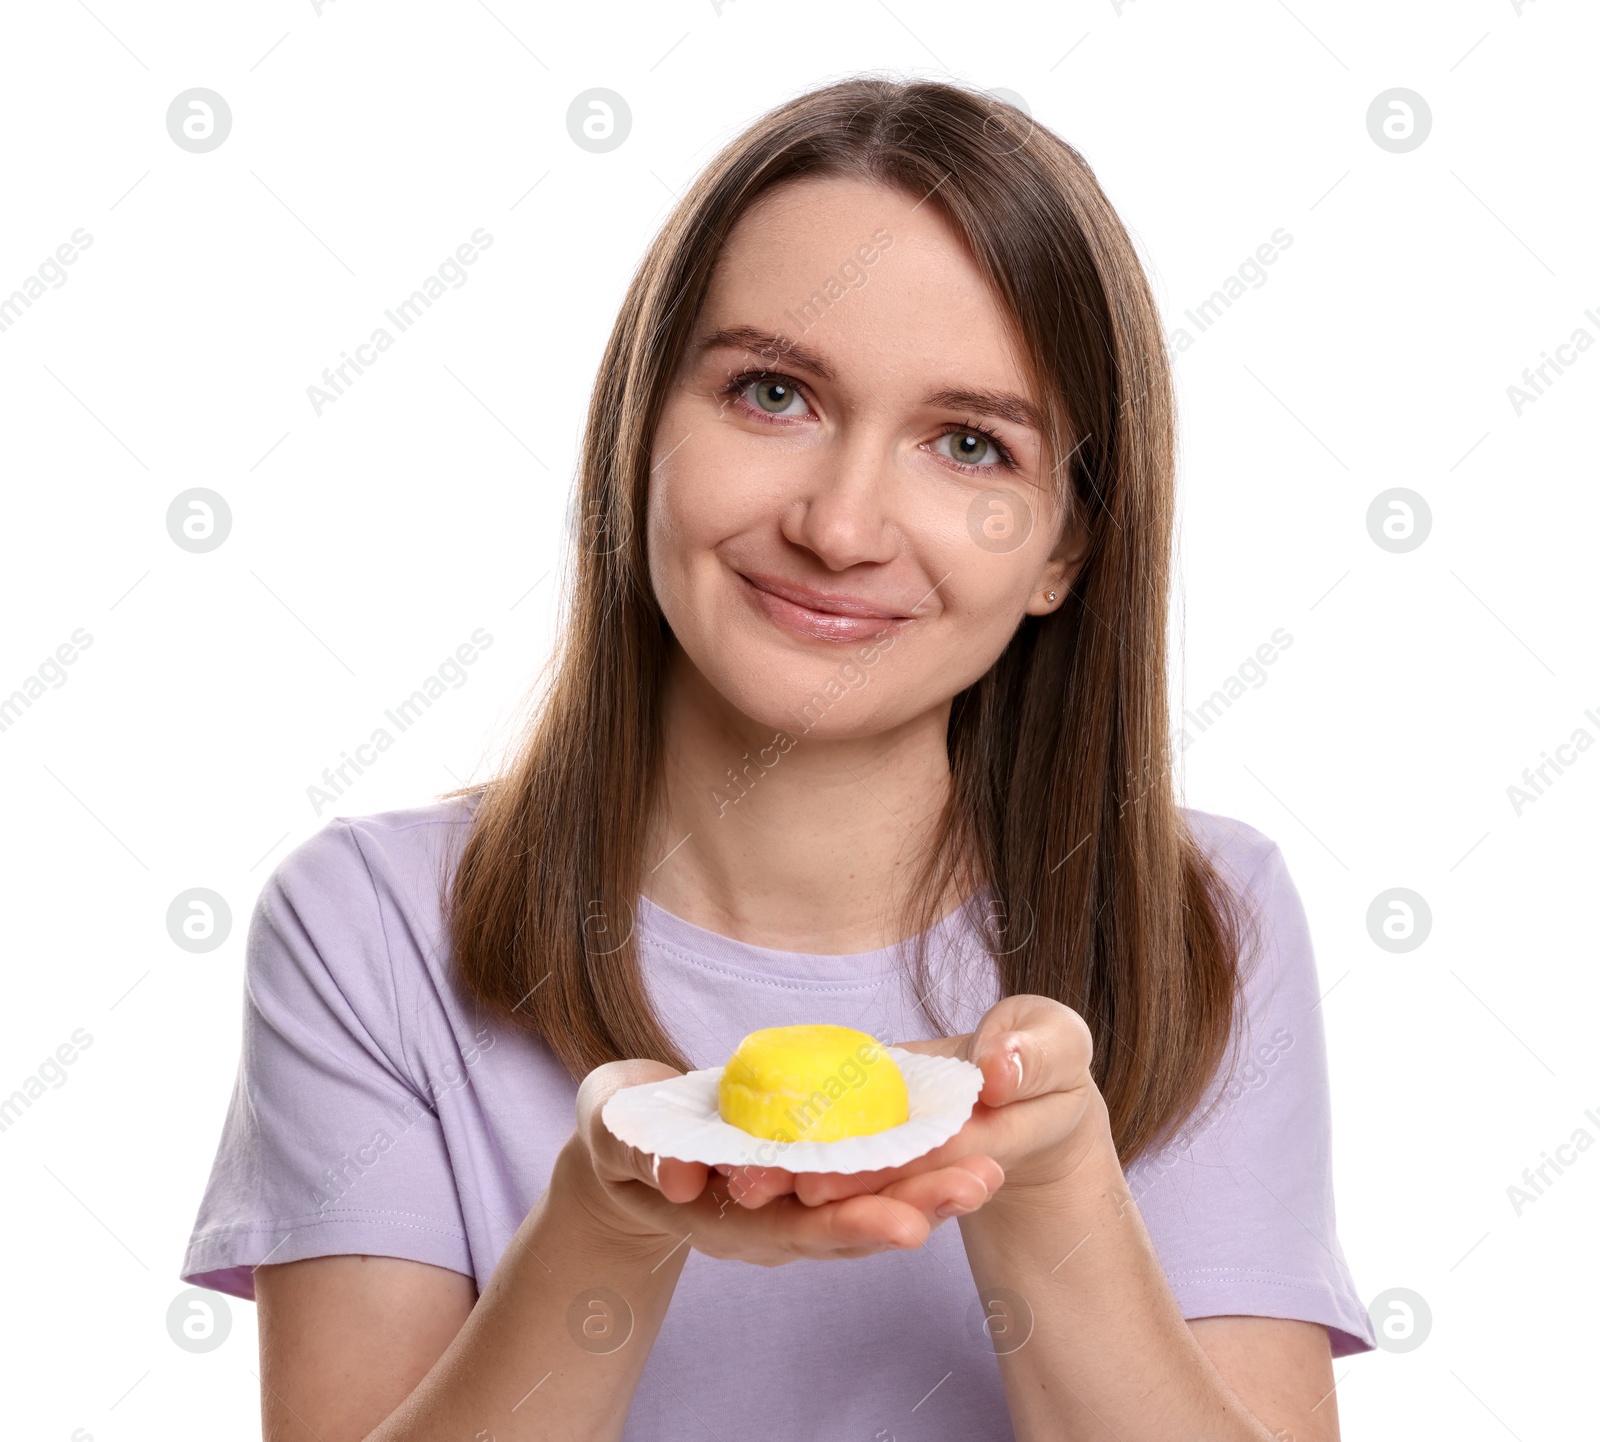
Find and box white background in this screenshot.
[1,1,1594,1437]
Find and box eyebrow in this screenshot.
[699,325,837,381]
[697,325,1045,433]
[922,386,1045,434]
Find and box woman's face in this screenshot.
[647,174,1082,740]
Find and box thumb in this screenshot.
[580,1058,709,1204]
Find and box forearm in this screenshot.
[957,1099,1276,1442]
[368,1138,687,1442]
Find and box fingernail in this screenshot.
[651,1153,662,1188]
[936,1200,976,1218]
[1007,1046,1023,1089]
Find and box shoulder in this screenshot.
[250,792,484,993]
[267,792,483,910]
[1177,806,1314,1003]
[244,793,486,1066]
[1155,812,1332,1168]
[1178,805,1283,896]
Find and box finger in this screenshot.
[791,1140,971,1205]
[967,995,1095,1106]
[793,1161,915,1206]
[579,1059,711,1202]
[880,1159,1004,1218]
[683,1176,933,1258]
[957,1153,1006,1195]
[789,1190,933,1253]
[799,1154,1003,1211]
[653,1154,712,1204]
[639,1172,956,1262]
[724,1164,796,1209]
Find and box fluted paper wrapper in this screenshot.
[601,1046,985,1173]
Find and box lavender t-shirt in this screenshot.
[181,793,1375,1437]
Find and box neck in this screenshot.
[638,642,960,953]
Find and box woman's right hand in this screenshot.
[562,1059,1004,1266]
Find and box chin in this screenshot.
[717,660,877,737]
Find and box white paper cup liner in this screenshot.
[601,1046,985,1173]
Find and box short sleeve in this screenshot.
[1127,833,1377,1358]
[179,819,472,1301]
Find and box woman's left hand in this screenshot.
[717,995,1109,1212]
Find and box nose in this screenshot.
[779,431,901,571]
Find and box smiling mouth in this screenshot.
[735,570,917,644]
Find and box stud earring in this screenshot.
[1046,590,1057,602]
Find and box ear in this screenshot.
[1022,512,1089,618]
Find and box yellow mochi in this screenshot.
[717,1023,910,1142]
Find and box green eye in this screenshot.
[754,379,794,413]
[950,431,991,464]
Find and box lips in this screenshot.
[735,570,916,644]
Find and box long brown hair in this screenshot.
[442,76,1258,1168]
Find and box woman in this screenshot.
[182,76,1374,1439]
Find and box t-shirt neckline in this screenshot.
[634,891,977,983]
